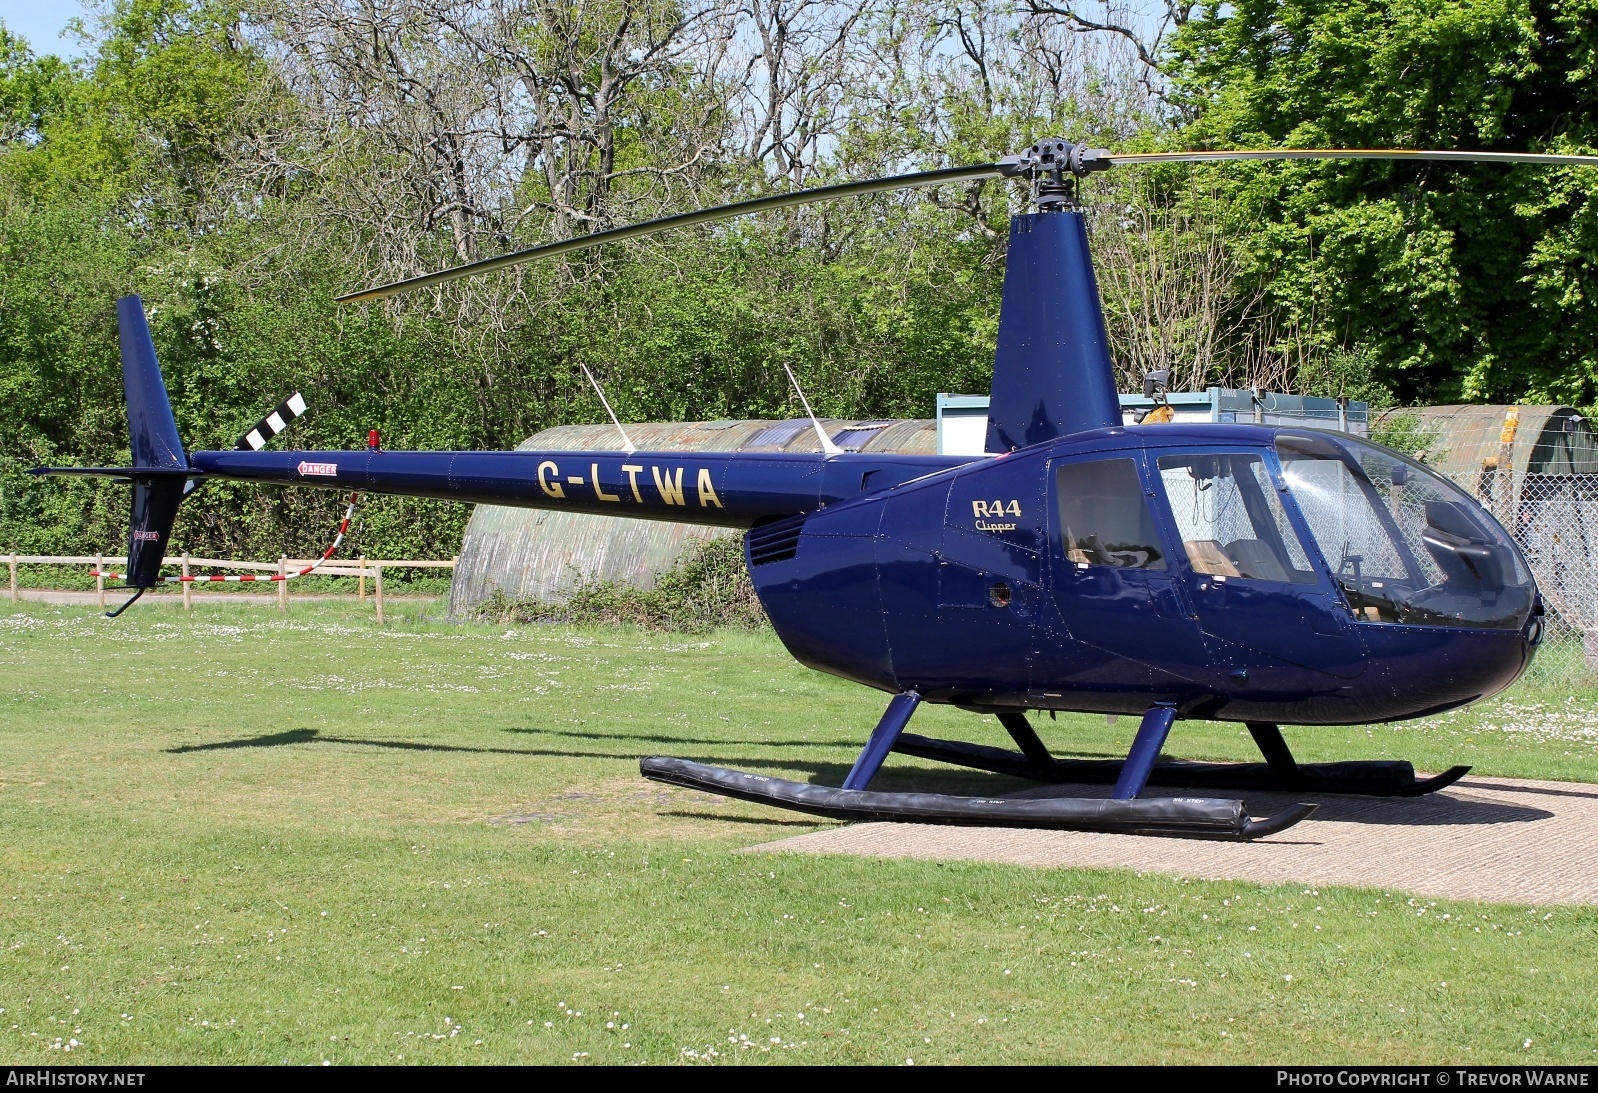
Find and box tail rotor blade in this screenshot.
[235,392,308,452]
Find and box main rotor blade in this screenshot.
[1105,148,1598,168]
[336,162,1005,304]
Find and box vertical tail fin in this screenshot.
[116,296,190,589]
[119,296,187,470]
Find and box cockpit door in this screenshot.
[1151,448,1365,680]
[1036,452,1215,695]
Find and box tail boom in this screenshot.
[189,448,969,528]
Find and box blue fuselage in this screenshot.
[191,422,1537,725]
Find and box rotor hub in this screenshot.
[999,138,1113,209]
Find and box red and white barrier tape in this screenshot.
[93,493,359,583]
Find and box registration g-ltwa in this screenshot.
[536,458,722,508]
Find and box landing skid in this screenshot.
[641,756,1316,841]
[640,696,1319,841]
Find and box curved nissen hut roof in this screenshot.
[1375,404,1598,501]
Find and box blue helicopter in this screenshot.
[38,140,1598,840]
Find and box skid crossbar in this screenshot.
[892,723,1469,798]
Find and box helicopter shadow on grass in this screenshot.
[503,725,1124,760]
[503,726,867,750]
[161,732,1548,828]
[164,727,1035,795]
[161,726,833,772]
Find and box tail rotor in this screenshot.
[32,297,333,615]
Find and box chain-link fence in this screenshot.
[1375,405,1598,688]
[1513,474,1598,685]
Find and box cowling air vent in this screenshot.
[746,513,807,566]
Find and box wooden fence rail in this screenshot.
[4,552,455,623]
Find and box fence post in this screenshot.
[358,555,367,602]
[8,553,16,603]
[374,564,384,625]
[278,556,288,613]
[182,552,191,611]
[95,554,105,609]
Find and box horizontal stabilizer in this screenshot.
[236,392,308,451]
[30,466,200,480]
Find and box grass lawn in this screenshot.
[1,599,1595,1065]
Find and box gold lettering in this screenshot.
[971,500,989,518]
[1006,499,1022,517]
[592,463,620,502]
[697,467,723,508]
[567,476,585,485]
[653,466,686,506]
[537,461,565,499]
[621,464,644,502]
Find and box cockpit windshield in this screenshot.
[1275,432,1535,630]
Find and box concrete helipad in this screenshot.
[748,775,1598,905]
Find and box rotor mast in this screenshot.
[984,138,1122,453]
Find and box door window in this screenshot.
[1156,453,1315,584]
[1055,458,1165,570]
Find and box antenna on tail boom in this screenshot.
[784,365,843,456]
[580,364,636,455]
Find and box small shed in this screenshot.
[446,417,936,616]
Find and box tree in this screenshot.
[1167,0,1598,405]
[3,0,1208,563]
